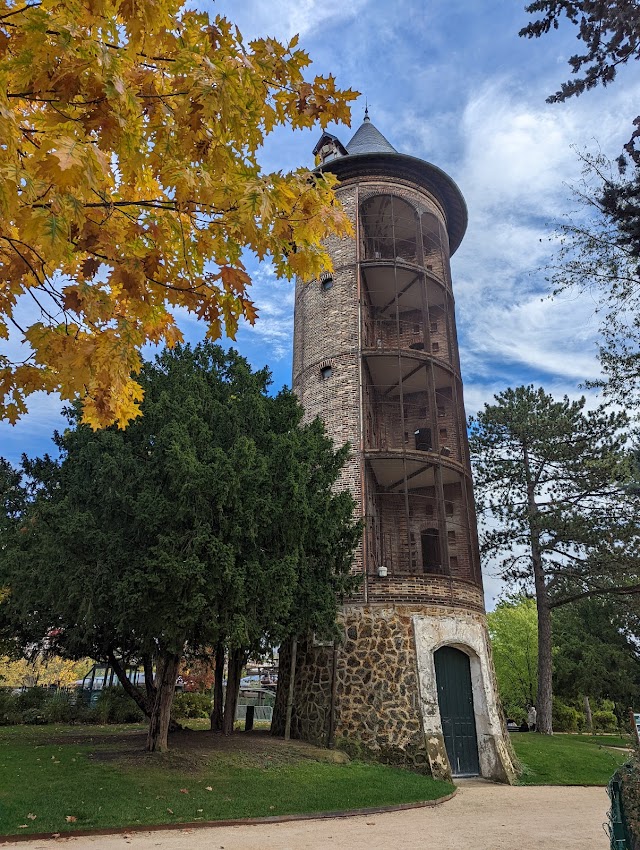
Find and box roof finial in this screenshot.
[364,100,370,122]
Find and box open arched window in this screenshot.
[421,212,445,281]
[360,195,418,263]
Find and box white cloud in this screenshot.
[206,0,370,41]
[236,263,295,361]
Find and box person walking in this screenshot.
[527,704,537,732]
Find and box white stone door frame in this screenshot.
[412,612,516,783]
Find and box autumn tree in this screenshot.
[0,0,356,428]
[0,654,92,688]
[469,385,640,734]
[0,342,360,750]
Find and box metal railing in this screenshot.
[607,774,632,850]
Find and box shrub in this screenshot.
[44,692,75,723]
[15,687,50,711]
[593,709,619,733]
[553,699,581,732]
[92,687,145,724]
[173,691,211,719]
[22,706,48,724]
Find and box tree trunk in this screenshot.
[108,651,152,717]
[222,647,245,736]
[523,443,553,735]
[584,695,593,732]
[210,642,225,732]
[534,579,553,734]
[143,653,157,706]
[284,635,298,741]
[146,652,180,752]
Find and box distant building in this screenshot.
[274,112,515,782]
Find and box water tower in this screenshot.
[277,112,515,782]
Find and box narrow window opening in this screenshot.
[437,405,446,418]
[439,428,448,440]
[448,530,456,543]
[445,502,454,517]
[432,342,440,353]
[430,321,438,332]
[414,427,432,452]
[320,365,332,380]
[410,341,425,351]
[421,528,443,574]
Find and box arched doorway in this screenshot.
[434,646,479,776]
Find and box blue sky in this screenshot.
[2,0,639,603]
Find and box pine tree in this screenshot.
[470,385,640,734]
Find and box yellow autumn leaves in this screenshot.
[0,0,357,428]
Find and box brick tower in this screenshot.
[276,112,515,783]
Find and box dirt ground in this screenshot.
[4,780,609,850]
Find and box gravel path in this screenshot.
[4,781,609,850]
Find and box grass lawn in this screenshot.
[0,724,454,836]
[510,732,633,785]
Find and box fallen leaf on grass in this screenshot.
[167,809,173,814]
[197,809,203,813]
[205,786,213,791]
[179,788,189,794]
[27,813,36,820]
[18,825,28,829]
[65,816,77,823]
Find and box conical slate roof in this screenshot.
[314,110,468,255]
[346,110,396,155]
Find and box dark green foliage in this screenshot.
[15,687,49,712]
[0,343,361,749]
[92,688,145,724]
[470,386,639,613]
[172,692,211,719]
[43,692,76,724]
[552,598,640,709]
[0,687,143,725]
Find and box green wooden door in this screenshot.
[434,646,480,777]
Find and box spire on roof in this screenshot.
[345,110,396,155]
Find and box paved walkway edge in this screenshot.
[0,790,458,844]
